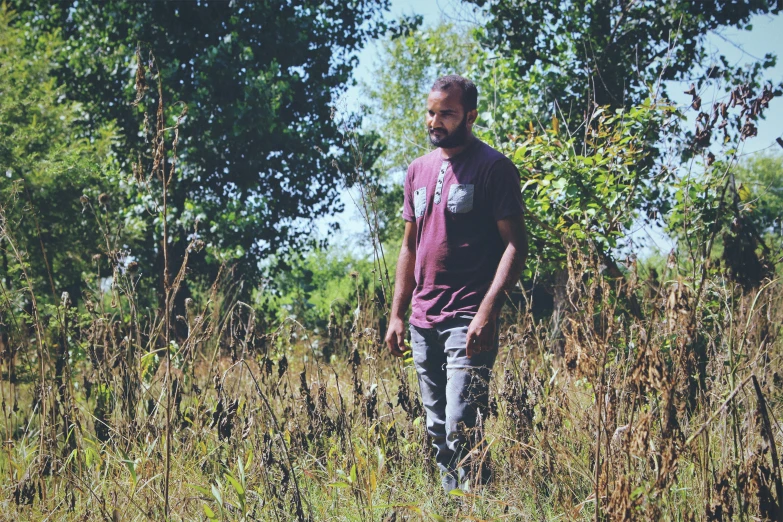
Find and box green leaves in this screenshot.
[10,0,392,299]
[466,0,780,134]
[210,483,223,509]
[506,102,670,268]
[364,22,483,173]
[118,448,138,494]
[190,452,254,520]
[734,153,783,238]
[202,504,217,520]
[0,4,118,298]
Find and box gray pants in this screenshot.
[409,317,497,493]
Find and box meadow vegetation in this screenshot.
[2,1,783,520]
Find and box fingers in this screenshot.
[466,330,479,358]
[482,324,497,353]
[385,328,406,357]
[386,335,400,356]
[396,332,406,356]
[466,325,497,357]
[390,332,406,357]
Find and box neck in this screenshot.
[439,133,476,159]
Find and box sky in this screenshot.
[328,1,783,253]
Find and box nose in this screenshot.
[428,113,442,129]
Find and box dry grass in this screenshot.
[1,228,780,520]
[1,51,782,522]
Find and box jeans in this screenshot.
[409,317,497,493]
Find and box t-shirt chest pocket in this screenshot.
[446,183,474,214]
[414,187,427,218]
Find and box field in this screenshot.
[3,4,783,519]
[1,230,781,520]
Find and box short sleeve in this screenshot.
[488,158,524,221]
[402,164,416,222]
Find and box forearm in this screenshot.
[390,245,416,321]
[478,240,527,318]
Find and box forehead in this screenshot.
[427,88,464,111]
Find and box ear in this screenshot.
[466,108,478,127]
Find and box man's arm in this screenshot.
[466,213,528,357]
[385,221,417,357]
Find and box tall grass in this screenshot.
[1,51,782,522]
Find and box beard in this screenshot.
[428,113,469,148]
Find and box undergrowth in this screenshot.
[1,49,782,522]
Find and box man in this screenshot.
[385,75,528,493]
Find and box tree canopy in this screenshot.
[0,6,117,298]
[360,7,781,317]
[9,0,390,297]
[735,152,783,240]
[466,0,781,122]
[363,21,481,173]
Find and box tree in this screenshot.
[735,151,783,240]
[10,0,391,303]
[361,7,782,322]
[466,0,781,126]
[363,20,482,173]
[454,2,783,273]
[0,5,117,300]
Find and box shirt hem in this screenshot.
[409,311,477,330]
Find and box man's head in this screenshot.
[426,75,478,149]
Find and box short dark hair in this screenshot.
[431,75,478,112]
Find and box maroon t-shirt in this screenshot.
[402,139,525,328]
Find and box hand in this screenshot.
[466,310,497,357]
[385,317,407,357]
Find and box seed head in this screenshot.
[190,239,205,253]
